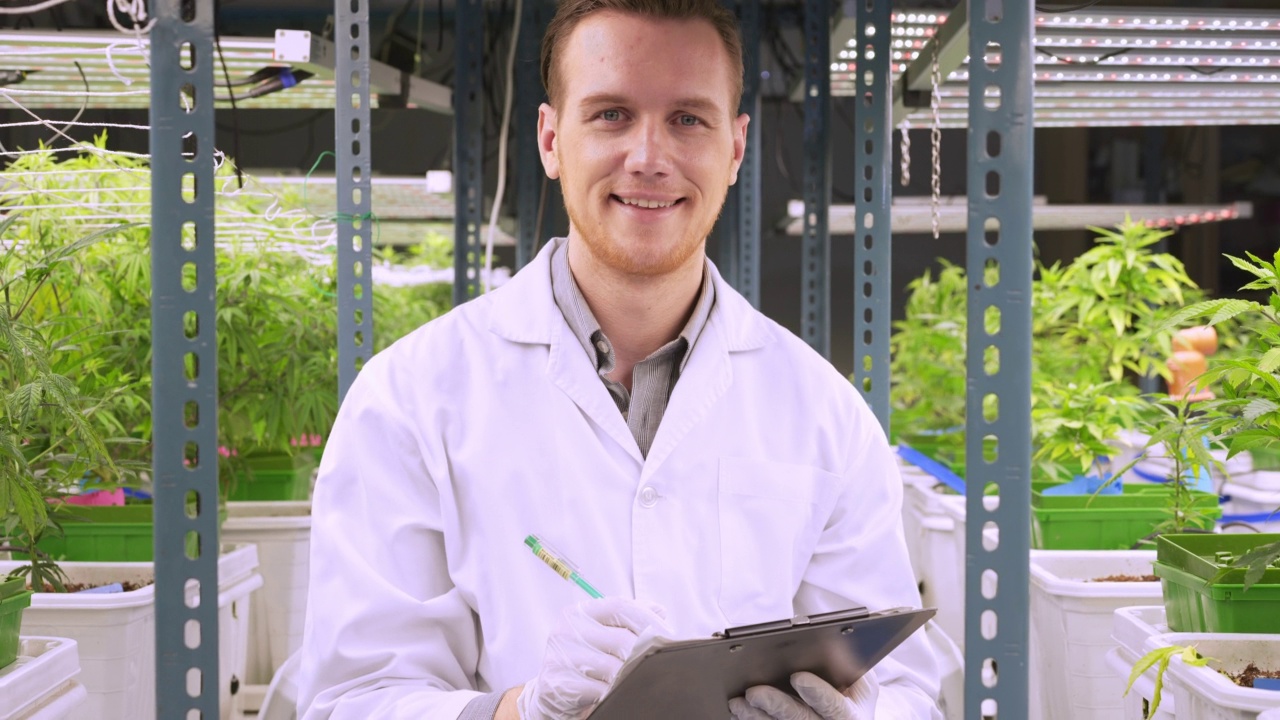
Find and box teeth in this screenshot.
[618,197,676,209]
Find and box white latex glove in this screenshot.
[517,597,670,720]
[729,670,880,720]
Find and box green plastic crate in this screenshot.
[1252,445,1280,472]
[37,504,155,562]
[0,587,32,670]
[0,577,22,601]
[1031,482,1221,550]
[33,503,225,562]
[225,452,314,501]
[1154,533,1280,633]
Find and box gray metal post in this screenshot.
[801,0,831,358]
[717,0,741,292]
[719,184,741,289]
[964,0,1034,717]
[736,0,762,309]
[337,0,373,403]
[516,0,551,269]
[454,0,485,303]
[852,0,892,433]
[150,1,219,716]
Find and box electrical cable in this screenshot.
[1035,0,1105,13]
[213,10,245,190]
[483,0,521,294]
[47,60,89,148]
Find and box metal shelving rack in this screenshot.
[139,0,1042,716]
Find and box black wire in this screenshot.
[436,0,444,53]
[213,11,244,190]
[1035,0,1105,13]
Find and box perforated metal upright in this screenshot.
[801,0,831,358]
[964,0,1034,717]
[337,0,373,402]
[516,0,552,269]
[454,0,485,302]
[734,0,762,309]
[851,0,891,431]
[150,0,219,716]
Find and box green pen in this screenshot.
[525,534,604,599]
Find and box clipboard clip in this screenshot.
[719,606,872,639]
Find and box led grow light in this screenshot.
[0,29,451,112]
[834,7,1280,127]
[780,200,1253,236]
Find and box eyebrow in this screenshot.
[578,93,725,115]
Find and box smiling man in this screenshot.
[297,1,941,719]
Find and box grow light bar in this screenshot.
[831,7,1280,127]
[0,30,451,112]
[779,199,1253,236]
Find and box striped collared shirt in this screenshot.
[549,237,715,458]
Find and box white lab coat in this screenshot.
[298,239,942,720]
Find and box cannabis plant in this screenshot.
[0,214,131,592]
[1164,250,1280,585]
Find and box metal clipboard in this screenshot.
[587,606,936,719]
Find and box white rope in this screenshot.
[0,145,151,159]
[106,0,156,35]
[899,118,911,187]
[0,87,151,97]
[483,0,522,294]
[930,41,942,241]
[0,120,152,131]
[0,0,77,14]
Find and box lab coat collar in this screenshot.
[487,238,773,353]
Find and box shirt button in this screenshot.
[596,340,610,354]
[639,486,659,508]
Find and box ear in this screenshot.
[727,112,749,186]
[538,102,560,180]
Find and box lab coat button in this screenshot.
[639,486,659,508]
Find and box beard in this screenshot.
[559,167,727,278]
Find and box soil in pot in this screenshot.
[30,580,150,593]
[1089,574,1159,582]
[1227,663,1280,689]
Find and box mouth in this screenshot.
[609,194,686,211]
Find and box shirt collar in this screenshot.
[549,237,716,373]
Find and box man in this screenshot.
[297,0,941,718]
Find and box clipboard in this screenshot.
[587,606,936,719]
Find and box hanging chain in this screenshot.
[930,40,943,241]
[899,118,911,187]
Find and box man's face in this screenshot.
[538,11,749,278]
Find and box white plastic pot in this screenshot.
[901,479,965,647]
[1220,482,1280,533]
[1143,632,1280,720]
[0,637,87,720]
[0,544,262,720]
[220,501,312,688]
[1028,550,1162,720]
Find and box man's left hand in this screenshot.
[728,670,879,720]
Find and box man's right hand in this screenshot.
[515,597,669,720]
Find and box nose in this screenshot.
[623,118,674,178]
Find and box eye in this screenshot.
[601,109,622,122]
[678,115,701,127]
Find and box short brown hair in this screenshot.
[540,0,744,112]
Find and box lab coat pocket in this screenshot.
[716,457,841,627]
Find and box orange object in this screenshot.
[1168,349,1213,401]
[1173,326,1218,356]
